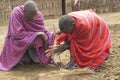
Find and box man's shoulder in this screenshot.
[36,11,44,18]
[37,11,43,15]
[9,5,24,18]
[13,5,24,11]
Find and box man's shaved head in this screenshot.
[24,0,38,21]
[24,0,38,11]
[59,15,74,34]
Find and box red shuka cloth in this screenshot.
[57,10,111,69]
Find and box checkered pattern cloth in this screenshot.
[0,5,55,71]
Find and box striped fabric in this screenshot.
[57,10,111,69]
[0,5,55,71]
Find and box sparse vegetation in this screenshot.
[0,12,120,80]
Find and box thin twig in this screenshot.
[52,24,62,69]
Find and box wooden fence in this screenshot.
[0,0,120,25]
[0,1,11,25]
[0,11,11,25]
[10,0,63,18]
[80,0,120,13]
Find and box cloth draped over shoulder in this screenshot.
[0,5,55,71]
[57,10,111,69]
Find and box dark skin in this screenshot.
[45,28,76,68]
[29,32,48,49]
[45,15,76,68]
[23,0,38,21]
[23,9,37,21]
[46,15,74,57]
[24,1,48,48]
[45,41,70,57]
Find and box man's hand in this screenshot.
[45,46,57,57]
[45,44,69,57]
[37,32,48,48]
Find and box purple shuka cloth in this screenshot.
[0,5,55,71]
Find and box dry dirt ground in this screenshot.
[0,12,120,80]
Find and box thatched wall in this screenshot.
[0,0,11,25]
[10,0,64,18]
[10,0,72,17]
[80,0,120,13]
[0,0,120,25]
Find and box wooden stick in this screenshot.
[53,24,56,33]
[52,24,62,67]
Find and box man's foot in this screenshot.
[93,68,100,72]
[89,68,100,72]
[51,61,64,69]
[54,62,64,69]
[50,59,64,69]
[65,62,78,69]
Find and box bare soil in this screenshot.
[0,12,120,80]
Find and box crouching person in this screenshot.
[46,9,111,72]
[0,0,55,71]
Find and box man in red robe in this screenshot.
[46,10,111,72]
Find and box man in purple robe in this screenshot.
[0,0,55,71]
